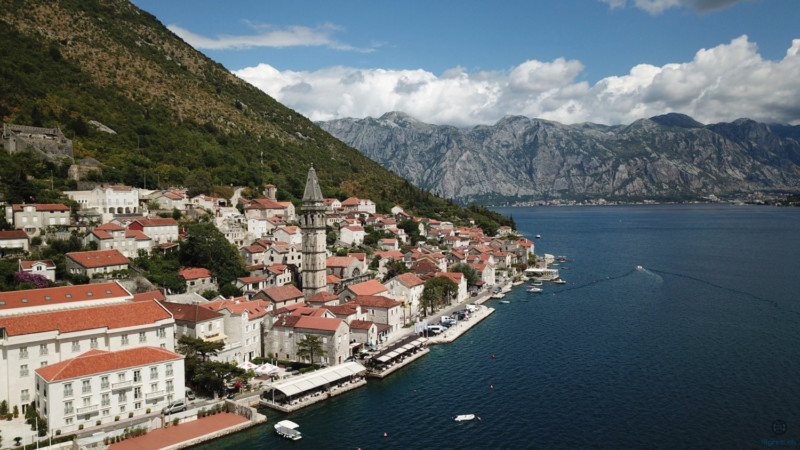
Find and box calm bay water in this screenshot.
[197,205,800,449]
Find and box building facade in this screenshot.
[300,166,327,297]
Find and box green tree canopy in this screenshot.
[420,276,458,316]
[450,263,479,286]
[185,169,214,198]
[180,222,248,286]
[296,335,324,365]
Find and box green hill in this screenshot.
[0,0,512,229]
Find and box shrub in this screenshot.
[55,430,60,436]
[78,424,83,430]
[199,408,206,418]
[128,412,133,418]
[96,420,101,426]
[146,408,151,414]
[172,418,179,426]
[114,416,120,422]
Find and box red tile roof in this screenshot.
[36,347,182,382]
[96,223,125,231]
[266,264,289,274]
[346,280,388,296]
[326,256,357,267]
[294,316,343,332]
[19,259,55,270]
[261,285,304,302]
[11,203,70,212]
[341,197,361,206]
[291,307,329,317]
[66,249,129,268]
[351,295,400,308]
[392,272,425,287]
[204,298,270,319]
[0,230,29,239]
[375,250,404,261]
[126,230,151,240]
[134,217,179,227]
[349,320,374,330]
[179,267,213,280]
[438,272,465,284]
[324,303,360,315]
[0,300,171,336]
[0,282,130,311]
[159,301,222,322]
[237,276,265,284]
[306,292,339,303]
[270,302,307,316]
[326,274,341,283]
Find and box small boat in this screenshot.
[554,279,566,285]
[499,300,511,304]
[275,420,302,440]
[527,287,543,293]
[557,256,567,262]
[454,414,476,422]
[491,293,505,299]
[530,280,543,286]
[636,265,644,270]
[535,235,542,239]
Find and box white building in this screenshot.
[64,185,140,221]
[5,203,70,237]
[339,225,365,246]
[384,272,426,324]
[0,300,175,415]
[203,297,271,363]
[18,259,57,282]
[128,217,179,245]
[0,229,30,253]
[35,347,184,434]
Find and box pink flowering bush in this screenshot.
[14,271,52,289]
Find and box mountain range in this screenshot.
[318,112,800,204]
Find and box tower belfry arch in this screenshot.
[300,165,327,297]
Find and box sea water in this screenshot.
[196,204,800,449]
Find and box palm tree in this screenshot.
[296,335,324,366]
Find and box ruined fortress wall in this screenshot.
[2,123,74,160]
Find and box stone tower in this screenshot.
[301,165,327,297]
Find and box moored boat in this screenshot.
[554,279,566,285]
[275,420,302,440]
[454,414,476,421]
[527,286,543,293]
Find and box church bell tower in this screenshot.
[301,165,327,297]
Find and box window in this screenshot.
[134,387,142,400]
[119,404,126,413]
[118,373,125,383]
[121,335,129,345]
[150,382,158,393]
[139,332,146,343]
[118,392,127,403]
[90,338,98,349]
[82,379,91,394]
[39,344,48,356]
[166,380,174,393]
[65,417,73,425]
[19,347,28,359]
[40,361,48,367]
[64,383,73,397]
[20,364,29,377]
[135,401,141,410]
[21,389,30,402]
[83,397,91,407]
[102,409,109,417]
[150,366,158,380]
[166,364,173,376]
[101,394,110,407]
[72,341,80,352]
[101,376,109,389]
[64,401,73,415]
[133,370,141,382]
[157,328,166,338]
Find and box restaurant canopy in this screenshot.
[269,362,366,397]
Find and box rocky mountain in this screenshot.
[319,112,800,204]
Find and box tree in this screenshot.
[450,263,479,286]
[180,222,247,286]
[296,335,324,366]
[185,169,213,198]
[382,259,409,282]
[177,335,225,362]
[420,276,458,315]
[398,218,422,244]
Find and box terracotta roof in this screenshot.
[19,259,55,270]
[352,295,400,308]
[96,223,125,231]
[438,272,465,284]
[273,315,302,328]
[204,298,270,319]
[326,274,341,283]
[266,264,289,274]
[392,272,425,287]
[349,253,366,262]
[66,249,129,268]
[0,282,130,311]
[159,301,222,322]
[294,316,343,332]
[346,280,388,296]
[244,198,285,210]
[261,285,304,302]
[134,217,178,227]
[326,256,357,268]
[126,230,151,240]
[36,347,182,382]
[375,250,404,261]
[179,267,213,280]
[270,302,307,316]
[90,230,112,240]
[11,203,70,212]
[0,300,171,336]
[349,320,374,330]
[0,230,29,239]
[276,225,299,234]
[343,225,364,232]
[306,292,339,303]
[291,307,329,317]
[379,238,397,244]
[237,276,265,284]
[341,197,361,206]
[131,290,165,302]
[242,245,266,254]
[324,303,359,315]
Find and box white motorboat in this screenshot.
[499,300,511,304]
[527,286,543,293]
[275,420,302,440]
[554,279,566,285]
[454,414,476,421]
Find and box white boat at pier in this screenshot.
[274,420,302,440]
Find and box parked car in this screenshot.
[427,325,445,334]
[162,400,186,415]
[185,388,195,400]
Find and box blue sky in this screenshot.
[131,0,800,127]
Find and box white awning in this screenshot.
[270,362,366,397]
[203,333,227,342]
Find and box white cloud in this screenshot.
[600,0,745,14]
[234,35,800,126]
[167,23,373,52]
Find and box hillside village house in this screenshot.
[273,225,302,246]
[35,347,185,434]
[264,242,302,267]
[0,229,29,254]
[65,249,130,278]
[190,194,227,213]
[218,216,245,246]
[5,203,70,236]
[64,185,140,219]
[84,223,152,257]
[384,272,426,324]
[144,189,186,211]
[378,238,399,251]
[263,263,293,288]
[18,259,57,282]
[235,276,267,298]
[340,197,376,214]
[323,198,342,211]
[243,198,295,221]
[203,297,271,363]
[267,315,350,365]
[326,256,363,280]
[240,243,268,266]
[348,320,378,349]
[437,272,469,303]
[127,217,179,245]
[339,225,365,246]
[179,267,216,294]
[340,279,389,302]
[158,301,234,359]
[0,299,175,414]
[350,294,403,338]
[254,285,305,309]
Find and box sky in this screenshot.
[130,0,800,127]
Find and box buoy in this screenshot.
[491,354,496,359]
[490,385,494,389]
[413,389,417,393]
[477,417,482,422]
[383,432,388,438]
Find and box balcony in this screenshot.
[145,390,166,399]
[77,404,99,415]
[112,380,132,390]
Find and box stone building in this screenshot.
[300,166,327,297]
[2,123,73,160]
